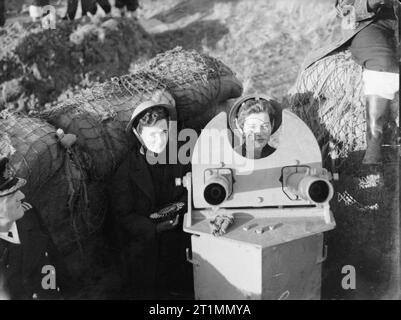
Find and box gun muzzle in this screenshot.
[286,172,334,204]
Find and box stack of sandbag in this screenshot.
[289,51,399,299]
[0,110,106,278]
[41,47,243,179]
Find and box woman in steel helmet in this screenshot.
[229,95,282,159]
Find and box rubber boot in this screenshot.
[362,95,392,165]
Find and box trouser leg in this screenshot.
[114,0,125,9]
[157,227,194,299]
[0,0,5,27]
[115,0,138,11]
[122,229,158,299]
[125,0,139,12]
[96,0,111,14]
[66,0,78,20]
[81,0,97,16]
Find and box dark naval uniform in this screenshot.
[0,202,71,300]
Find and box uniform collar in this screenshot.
[0,222,21,245]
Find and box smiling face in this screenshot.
[242,112,272,152]
[0,190,25,232]
[138,119,169,154]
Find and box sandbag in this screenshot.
[41,47,243,179]
[108,47,243,130]
[40,95,132,180]
[40,74,164,179]
[135,47,244,129]
[0,111,105,278]
[0,111,65,192]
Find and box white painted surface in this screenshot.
[191,235,262,300]
[190,233,324,300]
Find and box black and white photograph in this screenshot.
[0,0,399,305]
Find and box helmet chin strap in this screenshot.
[132,127,153,156]
[132,123,171,158]
[132,127,145,147]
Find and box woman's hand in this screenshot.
[156,214,179,233]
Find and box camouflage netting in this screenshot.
[289,50,399,165]
[40,47,243,178]
[0,111,106,278]
[132,47,243,129]
[289,51,400,299]
[0,17,157,112]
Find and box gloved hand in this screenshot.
[209,215,234,236]
[149,202,186,224]
[156,214,179,233]
[150,202,186,233]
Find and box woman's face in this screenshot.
[0,190,25,232]
[242,112,272,150]
[138,119,169,154]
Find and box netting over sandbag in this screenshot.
[0,111,106,276]
[0,111,65,191]
[40,47,243,179]
[289,50,399,166]
[132,47,244,129]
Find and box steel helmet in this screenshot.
[125,89,177,135]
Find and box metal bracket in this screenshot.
[316,245,328,264]
[280,165,310,201]
[186,248,200,266]
[185,173,192,228]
